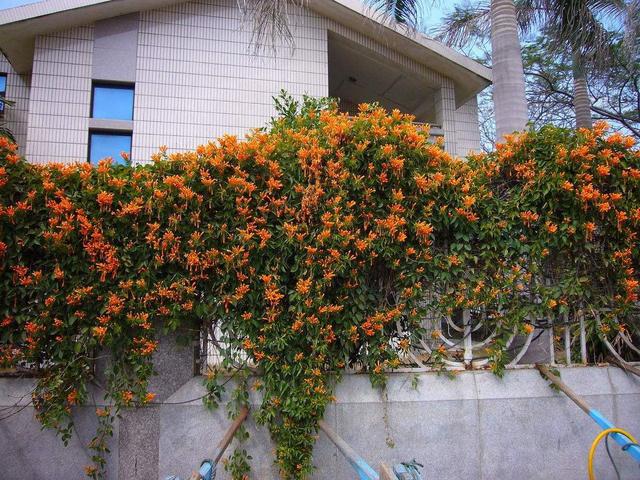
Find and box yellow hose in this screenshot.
[588,427,638,480]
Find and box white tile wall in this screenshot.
[455,96,481,155]
[26,26,94,164]
[325,18,478,156]
[15,0,481,164]
[0,53,30,153]
[435,81,458,155]
[132,0,328,162]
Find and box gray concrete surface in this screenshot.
[0,378,119,480]
[1,366,639,480]
[117,329,195,480]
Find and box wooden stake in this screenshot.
[380,463,397,480]
[607,356,640,378]
[536,364,591,414]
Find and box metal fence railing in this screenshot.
[198,308,640,374]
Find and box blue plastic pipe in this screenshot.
[537,364,640,465]
[589,410,640,462]
[318,419,380,480]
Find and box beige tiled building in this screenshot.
[0,0,491,164]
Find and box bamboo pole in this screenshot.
[318,420,379,480]
[607,356,640,378]
[188,406,249,480]
[536,364,591,414]
[379,463,397,480]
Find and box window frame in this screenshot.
[87,129,133,165]
[90,81,135,121]
[0,73,7,116]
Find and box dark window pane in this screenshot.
[89,132,131,165]
[92,84,134,120]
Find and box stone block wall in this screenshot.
[2,364,639,480]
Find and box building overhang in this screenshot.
[0,0,492,105]
[310,0,491,106]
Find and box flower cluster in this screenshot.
[0,95,638,479]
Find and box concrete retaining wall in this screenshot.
[2,366,639,479]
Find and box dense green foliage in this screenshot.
[0,96,638,478]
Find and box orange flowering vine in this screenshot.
[1,98,639,480]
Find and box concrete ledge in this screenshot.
[89,118,133,132]
[0,378,112,407]
[165,365,640,405]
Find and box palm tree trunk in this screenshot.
[572,50,593,129]
[491,0,528,138]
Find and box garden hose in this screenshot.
[587,427,638,480]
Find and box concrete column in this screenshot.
[117,328,195,480]
[434,80,458,156]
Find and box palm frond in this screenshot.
[588,0,628,18]
[533,0,625,64]
[621,0,640,65]
[0,124,15,143]
[237,0,306,54]
[434,2,491,48]
[515,0,546,36]
[363,0,424,29]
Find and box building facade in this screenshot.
[0,0,492,165]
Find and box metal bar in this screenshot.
[507,329,533,366]
[536,364,640,463]
[318,420,380,480]
[463,309,473,367]
[579,313,587,364]
[563,313,571,366]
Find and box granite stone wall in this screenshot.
[2,363,639,480]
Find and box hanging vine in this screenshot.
[0,94,638,478]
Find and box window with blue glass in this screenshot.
[89,131,132,165]
[0,74,7,115]
[91,83,134,120]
